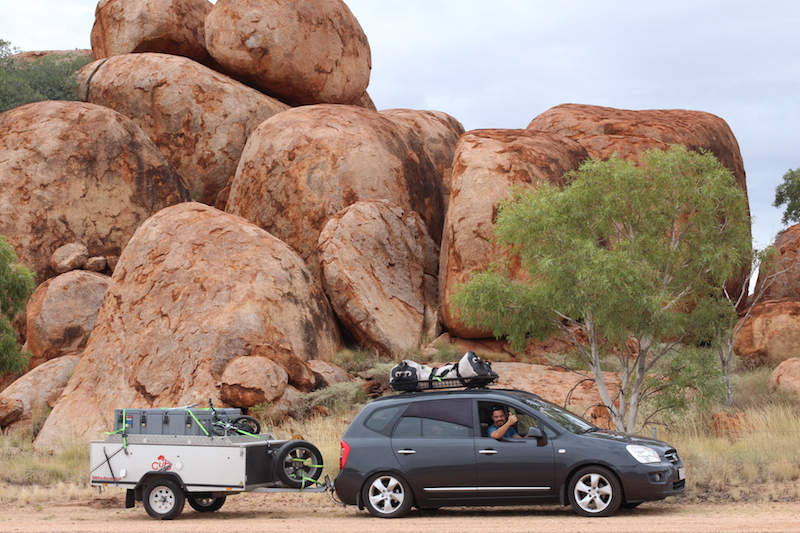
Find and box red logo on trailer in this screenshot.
[151,455,173,471]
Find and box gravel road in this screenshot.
[0,491,798,533]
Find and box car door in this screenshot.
[474,401,556,501]
[390,398,478,505]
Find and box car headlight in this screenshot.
[627,444,661,464]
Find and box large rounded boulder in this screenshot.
[77,53,288,205]
[319,200,439,356]
[381,109,465,212]
[0,101,190,281]
[205,0,371,105]
[528,104,752,304]
[753,224,800,300]
[226,104,445,279]
[25,271,111,369]
[734,299,800,368]
[0,356,80,436]
[440,130,589,338]
[527,104,747,188]
[91,0,213,63]
[34,203,341,448]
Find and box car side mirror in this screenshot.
[527,426,547,445]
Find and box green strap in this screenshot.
[184,409,210,436]
[290,458,325,489]
[233,428,262,439]
[103,409,128,452]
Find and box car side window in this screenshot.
[392,398,474,438]
[422,418,470,438]
[516,411,539,435]
[479,401,543,438]
[393,416,422,437]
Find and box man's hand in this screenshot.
[507,412,518,426]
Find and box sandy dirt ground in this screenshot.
[0,491,798,533]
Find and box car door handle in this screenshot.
[479,449,498,455]
[397,449,416,455]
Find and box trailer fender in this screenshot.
[133,472,186,503]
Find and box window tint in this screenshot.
[364,405,405,435]
[393,416,422,437]
[402,398,473,428]
[422,418,470,438]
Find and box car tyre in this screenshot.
[362,473,413,518]
[568,465,622,517]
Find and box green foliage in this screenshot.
[643,346,724,422]
[0,39,92,113]
[291,381,367,419]
[332,348,393,373]
[773,168,800,225]
[453,145,751,431]
[0,236,35,374]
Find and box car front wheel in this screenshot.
[362,473,413,518]
[568,465,622,517]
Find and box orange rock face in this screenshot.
[34,203,341,448]
[0,356,80,435]
[91,0,213,63]
[753,224,800,300]
[491,362,620,415]
[439,129,589,338]
[527,104,747,189]
[734,298,800,368]
[528,103,752,307]
[77,53,288,205]
[25,271,111,368]
[769,357,800,401]
[319,200,439,356]
[0,101,191,282]
[379,109,465,212]
[226,104,446,279]
[205,0,371,105]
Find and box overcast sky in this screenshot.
[1,0,798,249]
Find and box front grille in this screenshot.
[673,480,685,491]
[664,449,680,464]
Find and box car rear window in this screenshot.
[364,405,405,434]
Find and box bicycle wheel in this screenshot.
[232,415,261,435]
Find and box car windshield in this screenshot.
[509,391,597,434]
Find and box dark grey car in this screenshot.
[335,388,685,518]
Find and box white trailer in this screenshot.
[90,432,329,519]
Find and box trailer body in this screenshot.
[90,432,326,519]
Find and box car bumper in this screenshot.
[618,462,686,503]
[334,470,363,506]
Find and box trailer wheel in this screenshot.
[275,440,323,488]
[143,478,185,520]
[188,494,227,513]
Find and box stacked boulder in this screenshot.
[0,0,757,446]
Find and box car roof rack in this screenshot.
[390,376,498,393]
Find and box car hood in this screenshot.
[580,429,674,450]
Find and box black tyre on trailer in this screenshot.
[187,494,227,513]
[143,477,186,520]
[274,440,323,489]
